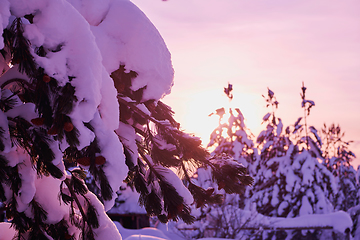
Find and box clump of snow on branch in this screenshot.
[69,0,174,102]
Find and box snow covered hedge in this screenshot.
[184,87,357,239]
[0,0,253,239]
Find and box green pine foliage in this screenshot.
[0,10,253,240]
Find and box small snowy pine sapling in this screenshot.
[181,85,254,238]
[257,88,287,160]
[208,84,254,165]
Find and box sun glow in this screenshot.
[164,88,264,147]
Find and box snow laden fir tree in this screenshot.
[245,87,338,239]
[0,1,252,239]
[187,85,355,239]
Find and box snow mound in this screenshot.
[124,235,168,240]
[115,222,170,240]
[271,211,352,233]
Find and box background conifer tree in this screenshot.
[246,87,339,239]
[195,85,355,239]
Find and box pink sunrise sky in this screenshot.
[131,0,360,166]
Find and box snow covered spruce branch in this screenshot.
[0,0,252,239]
[116,93,253,223]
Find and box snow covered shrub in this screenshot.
[0,1,253,239]
[202,85,355,239]
[245,87,343,239]
[320,124,360,238]
[320,123,358,211]
[248,150,338,239]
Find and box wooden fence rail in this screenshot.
[178,226,333,231]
